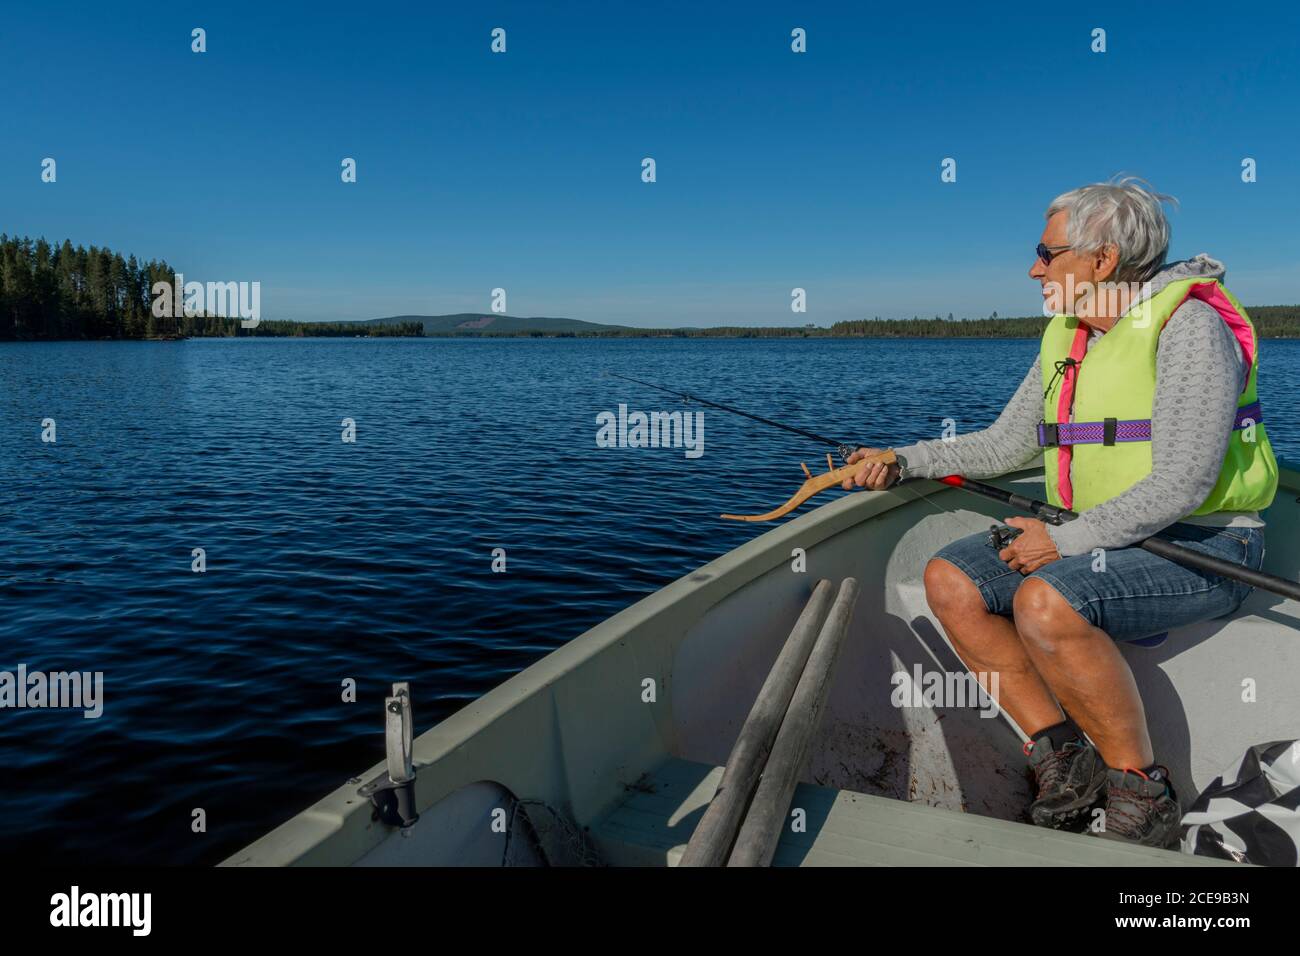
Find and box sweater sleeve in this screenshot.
[1045,300,1246,557]
[893,356,1045,480]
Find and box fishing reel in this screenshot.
[988,524,1024,551]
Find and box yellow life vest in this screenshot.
[1039,278,1277,514]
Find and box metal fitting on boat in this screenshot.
[358,682,420,829]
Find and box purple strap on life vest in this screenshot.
[1038,400,1262,447]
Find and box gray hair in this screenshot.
[1046,176,1178,282]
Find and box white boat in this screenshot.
[225,463,1300,867]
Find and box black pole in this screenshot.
[937,475,1300,603]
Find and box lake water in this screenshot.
[3,337,1298,865]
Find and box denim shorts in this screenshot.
[931,522,1265,643]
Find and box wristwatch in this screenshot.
[893,451,910,484]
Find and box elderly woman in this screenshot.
[847,178,1278,849]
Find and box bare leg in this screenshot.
[1012,578,1152,770]
[923,559,1065,737]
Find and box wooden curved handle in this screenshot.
[721,448,897,522]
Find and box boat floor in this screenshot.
[592,757,1233,866]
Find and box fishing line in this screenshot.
[607,370,987,532]
[604,371,857,462]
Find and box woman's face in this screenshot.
[1031,210,1119,317]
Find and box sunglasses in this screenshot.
[1037,242,1072,265]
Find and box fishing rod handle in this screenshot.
[1138,536,1300,602]
[1021,497,1074,526]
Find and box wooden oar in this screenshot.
[728,578,861,867]
[679,579,836,866]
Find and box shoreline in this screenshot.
[5,332,1300,343]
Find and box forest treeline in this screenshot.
[2,234,175,339]
[828,308,1300,339]
[176,316,425,337]
[3,235,1297,340]
[0,235,421,339]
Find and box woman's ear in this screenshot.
[1094,244,1120,283]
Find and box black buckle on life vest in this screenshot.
[1037,421,1059,447]
[1103,417,1118,446]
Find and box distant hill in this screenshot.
[363,314,632,335]
[360,307,1300,339]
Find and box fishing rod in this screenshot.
[604,371,858,463]
[938,475,1300,602]
[610,373,1300,602]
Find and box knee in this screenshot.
[924,558,988,622]
[1012,577,1081,652]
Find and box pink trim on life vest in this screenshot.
[1054,325,1090,510]
[1159,280,1255,391]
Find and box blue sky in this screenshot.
[3,1,1298,326]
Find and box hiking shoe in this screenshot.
[1096,767,1182,848]
[1024,736,1108,829]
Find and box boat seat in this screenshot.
[589,756,1230,866]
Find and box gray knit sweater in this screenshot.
[894,255,1263,557]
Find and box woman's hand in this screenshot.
[999,517,1062,574]
[840,447,901,491]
